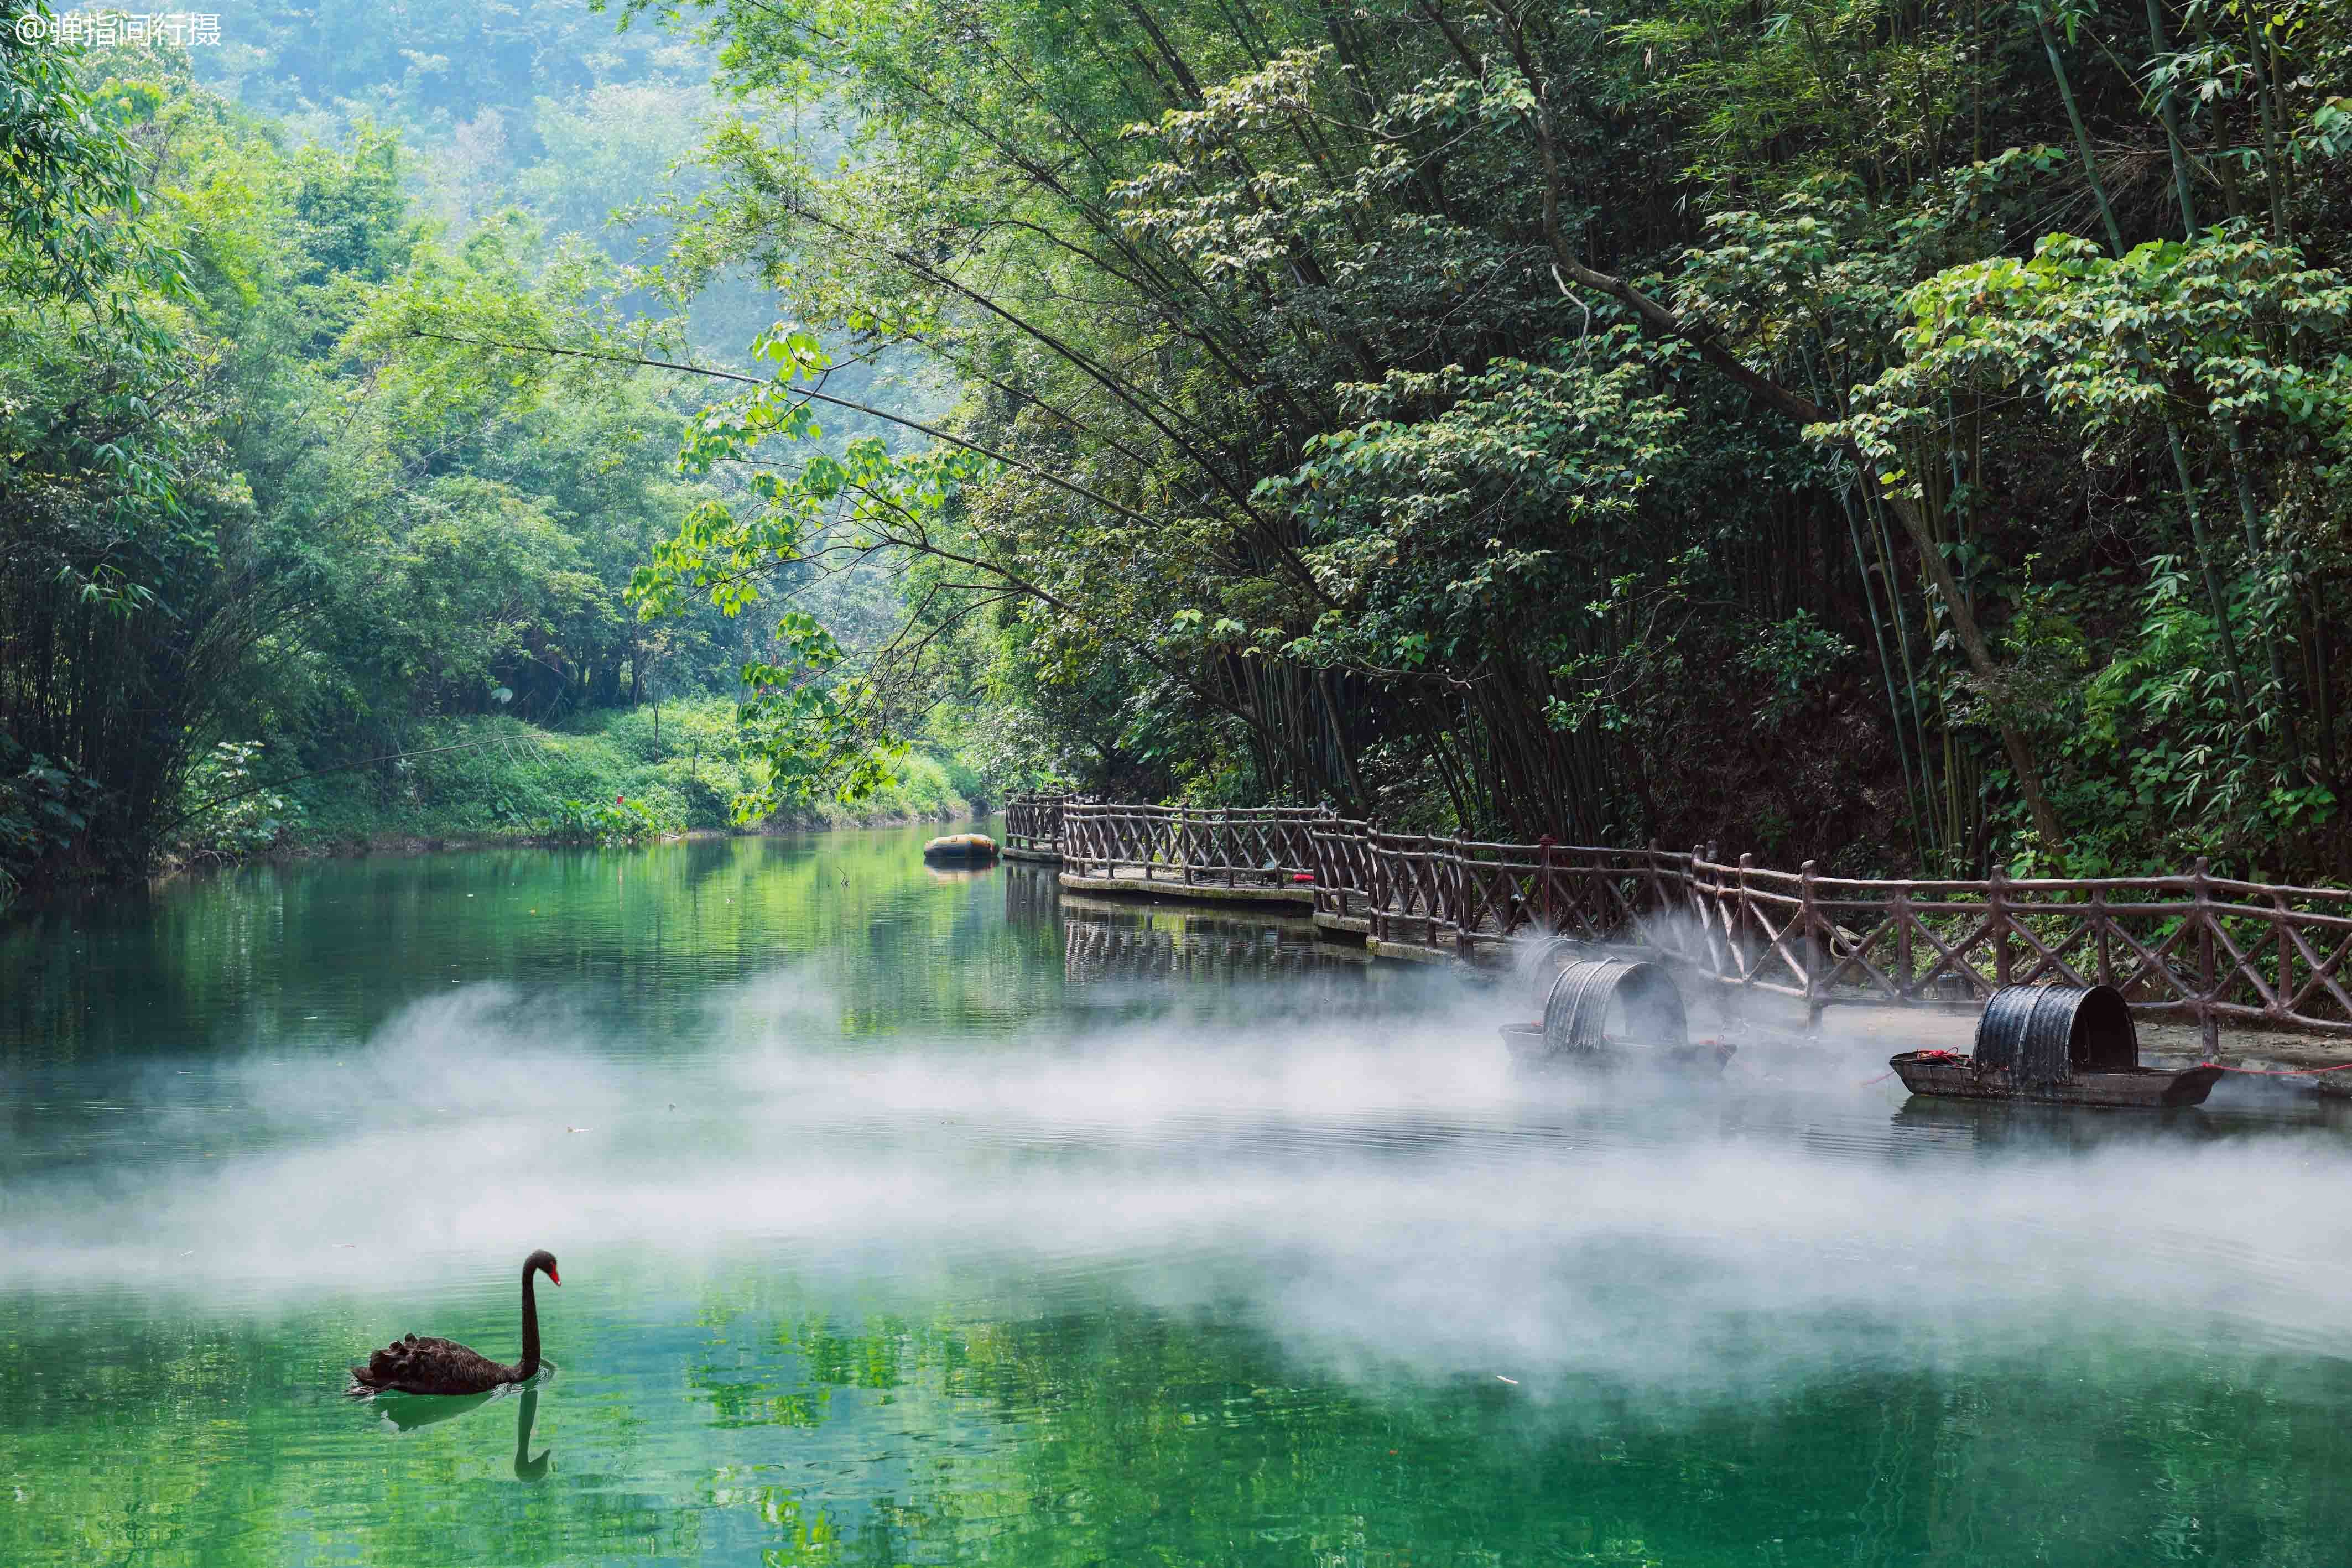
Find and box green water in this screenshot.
[7,824,2352,1566]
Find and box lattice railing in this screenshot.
[1003,791,1074,855]
[1061,803,1331,886]
[1347,835,1691,952]
[1308,821,1375,922]
[1028,795,2352,1037]
[1675,853,2352,1035]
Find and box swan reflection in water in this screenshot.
[512,1387,549,1481]
[370,1382,551,1480]
[373,1387,495,1432]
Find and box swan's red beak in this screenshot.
[549,1269,561,1286]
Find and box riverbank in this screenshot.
[231,702,986,854]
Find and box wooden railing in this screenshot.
[1003,790,1075,855]
[1006,793,2352,1038]
[1308,821,1375,924]
[1360,837,2352,1041]
[1061,803,1331,887]
[1673,852,2352,1040]
[1355,835,1689,952]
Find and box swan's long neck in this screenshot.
[516,1264,542,1381]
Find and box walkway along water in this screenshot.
[1003,793,2352,1056]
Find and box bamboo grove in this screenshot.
[616,0,2352,879]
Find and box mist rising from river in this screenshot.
[9,975,2352,1405]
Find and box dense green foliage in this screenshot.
[10,0,2352,895]
[0,4,952,898]
[597,0,2352,880]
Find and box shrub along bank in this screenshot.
[175,700,982,858]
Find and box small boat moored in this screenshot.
[922,832,1000,862]
[1890,983,2224,1109]
[1501,956,1734,1072]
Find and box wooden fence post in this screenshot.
[2275,888,2293,1029]
[1895,883,1913,1001]
[1737,852,1754,993]
[2091,885,2110,989]
[1539,834,1556,936]
[1690,843,1710,974]
[1989,863,2010,991]
[2194,856,2219,1055]
[1444,837,1466,951]
[1801,858,1822,1029]
[1418,834,1434,942]
[1643,837,1658,931]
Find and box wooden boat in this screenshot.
[1500,1024,1735,1072]
[1501,957,1733,1072]
[1888,1050,2224,1108]
[1888,983,2224,1109]
[922,832,999,862]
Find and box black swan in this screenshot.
[348,1249,560,1397]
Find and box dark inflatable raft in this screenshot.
[1890,983,2223,1108]
[1501,956,1733,1072]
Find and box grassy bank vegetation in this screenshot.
[241,701,983,853]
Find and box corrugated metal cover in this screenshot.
[1527,937,1592,1010]
[1974,983,2137,1086]
[1541,958,1688,1056]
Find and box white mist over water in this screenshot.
[11,970,2352,1409]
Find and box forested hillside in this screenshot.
[595,0,2352,883]
[190,0,799,349]
[6,0,2352,898]
[0,2,945,899]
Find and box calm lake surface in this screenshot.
[7,822,2352,1566]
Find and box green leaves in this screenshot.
[0,738,102,902]
[0,6,187,308]
[174,741,298,859]
[735,613,906,821]
[630,327,1012,819]
[1737,610,1856,726]
[1845,225,2352,472]
[544,794,680,845]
